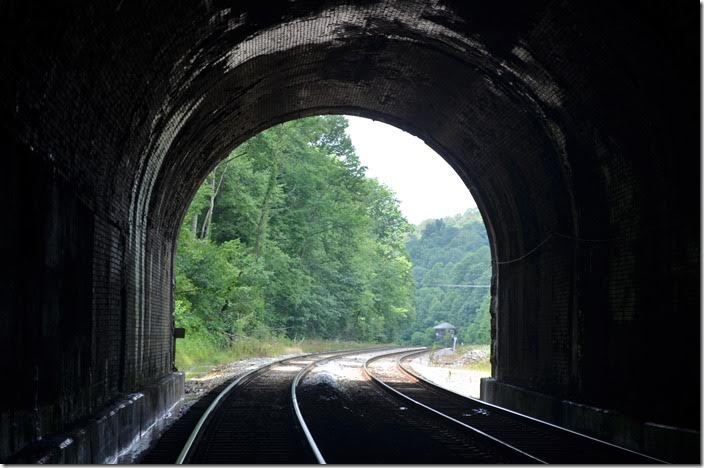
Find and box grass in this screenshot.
[427,344,492,374]
[293,338,387,353]
[460,359,491,373]
[175,334,390,380]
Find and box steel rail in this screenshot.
[363,350,546,464]
[175,354,303,464]
[396,348,666,463]
[290,346,405,464]
[176,346,394,464]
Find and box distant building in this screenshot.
[433,322,457,340]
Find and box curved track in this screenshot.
[142,347,663,464]
[177,354,317,463]
[294,348,539,463]
[364,349,664,464]
[175,348,387,464]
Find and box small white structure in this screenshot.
[433,322,457,340]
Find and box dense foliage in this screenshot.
[175,116,416,350]
[175,115,492,357]
[402,209,492,346]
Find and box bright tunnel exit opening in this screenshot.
[174,115,492,398]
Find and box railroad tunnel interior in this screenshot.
[1,0,699,463]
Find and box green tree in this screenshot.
[404,209,491,345]
[174,115,416,347]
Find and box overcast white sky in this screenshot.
[345,116,476,225]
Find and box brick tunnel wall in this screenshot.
[0,0,698,461]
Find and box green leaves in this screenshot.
[175,115,492,350]
[405,209,492,345]
[175,116,416,345]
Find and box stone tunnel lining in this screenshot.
[1,0,698,462]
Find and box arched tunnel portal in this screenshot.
[1,1,698,463]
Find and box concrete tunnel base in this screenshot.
[6,373,184,464]
[480,377,699,463]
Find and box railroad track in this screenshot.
[141,348,392,464]
[141,347,664,464]
[294,348,539,463]
[364,349,665,464]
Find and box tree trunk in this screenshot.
[254,157,280,258]
[199,175,217,239]
[199,159,232,240]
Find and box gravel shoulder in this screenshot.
[182,353,303,407]
[407,347,491,398]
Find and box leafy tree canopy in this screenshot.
[175,116,415,344]
[175,116,491,352]
[403,208,492,346]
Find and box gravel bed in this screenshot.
[181,353,303,408]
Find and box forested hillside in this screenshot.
[403,209,491,345]
[175,116,415,356]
